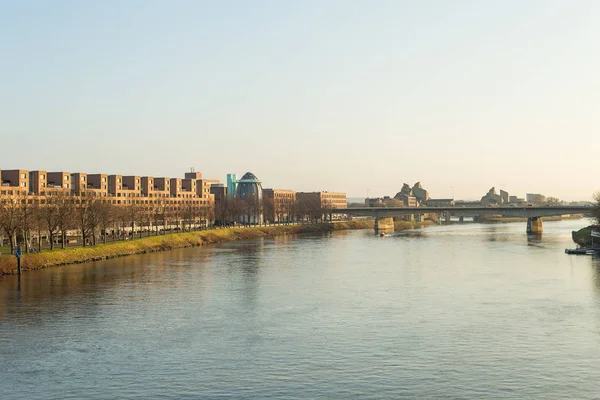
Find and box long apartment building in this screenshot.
[263,188,296,222]
[0,168,217,209]
[296,191,347,209]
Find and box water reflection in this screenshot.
[527,233,543,246]
[0,247,215,320]
[591,256,600,293]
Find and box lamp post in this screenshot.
[450,186,455,201]
[15,245,22,276]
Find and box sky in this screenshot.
[1,0,598,201]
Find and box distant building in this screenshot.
[210,183,227,208]
[263,189,296,223]
[526,193,546,203]
[1,169,28,196]
[412,182,429,204]
[395,194,418,207]
[297,191,347,209]
[480,187,502,206]
[236,172,263,224]
[226,174,238,199]
[29,170,47,195]
[426,198,455,207]
[366,196,403,207]
[509,195,525,204]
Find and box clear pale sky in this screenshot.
[1,0,598,201]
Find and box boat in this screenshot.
[565,247,600,255]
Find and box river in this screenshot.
[1,219,600,399]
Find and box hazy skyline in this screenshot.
[1,0,598,201]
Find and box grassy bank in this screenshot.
[394,220,434,230]
[0,221,374,275]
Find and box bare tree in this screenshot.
[287,198,298,224]
[322,199,334,222]
[19,194,34,252]
[593,192,600,226]
[31,201,45,252]
[215,198,231,227]
[97,200,114,244]
[182,202,193,232]
[263,197,274,224]
[41,195,60,250]
[123,201,142,239]
[0,195,21,254]
[170,203,181,232]
[250,195,263,225]
[152,203,166,235]
[141,204,154,236]
[544,196,563,206]
[55,193,74,249]
[74,195,92,246]
[74,193,102,246]
[296,196,321,223]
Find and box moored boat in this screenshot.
[565,247,600,255]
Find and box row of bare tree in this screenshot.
[0,192,342,255]
[0,193,214,254]
[214,195,336,226]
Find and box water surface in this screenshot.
[1,220,599,399]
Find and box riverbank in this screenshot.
[572,225,600,246]
[394,220,434,230]
[0,221,376,275]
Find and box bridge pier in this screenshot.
[527,217,543,234]
[459,216,464,222]
[374,216,394,234]
[444,212,451,223]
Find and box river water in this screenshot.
[2,220,600,399]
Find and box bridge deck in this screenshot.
[336,206,591,218]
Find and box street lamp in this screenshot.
[450,186,455,201]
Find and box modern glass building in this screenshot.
[226,172,263,224]
[236,172,263,203]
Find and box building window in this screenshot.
[82,176,85,181]
[102,177,106,182]
[118,185,121,190]
[41,174,45,179]
[21,182,26,187]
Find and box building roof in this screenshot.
[238,172,261,183]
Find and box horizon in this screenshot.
[1,1,599,201]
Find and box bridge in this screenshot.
[336,206,592,234]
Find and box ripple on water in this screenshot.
[1,220,600,399]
